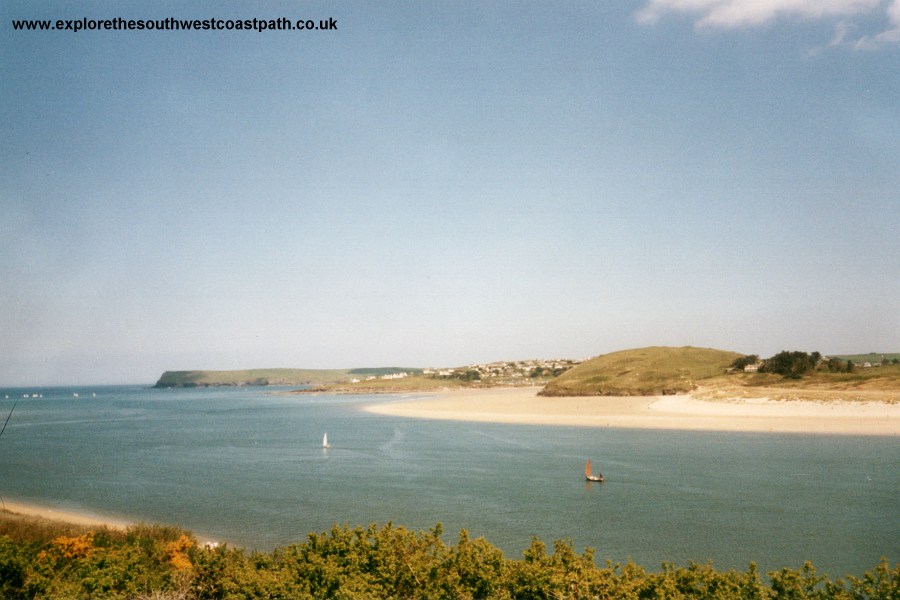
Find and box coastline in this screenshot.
[363,387,900,435]
[0,500,221,546]
[1,499,133,530]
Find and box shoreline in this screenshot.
[0,499,221,546]
[363,387,900,435]
[0,499,134,531]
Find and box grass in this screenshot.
[537,346,900,401]
[0,508,97,544]
[540,346,742,396]
[696,363,900,402]
[153,351,900,400]
[154,368,355,387]
[154,367,426,388]
[830,352,900,363]
[296,375,477,394]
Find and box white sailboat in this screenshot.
[322,432,330,449]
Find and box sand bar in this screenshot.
[364,387,900,435]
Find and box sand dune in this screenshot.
[364,387,899,435]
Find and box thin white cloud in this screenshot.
[637,0,900,48]
[853,0,900,48]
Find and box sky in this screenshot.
[1,1,898,385]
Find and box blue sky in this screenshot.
[2,1,898,385]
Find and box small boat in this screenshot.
[322,432,330,449]
[584,458,604,482]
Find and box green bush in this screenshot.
[1,514,897,599]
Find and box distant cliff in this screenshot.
[153,369,351,388]
[153,367,420,388]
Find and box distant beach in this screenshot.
[364,387,900,435]
[1,500,223,546]
[1,500,132,530]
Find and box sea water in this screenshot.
[0,385,897,577]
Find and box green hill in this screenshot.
[153,368,354,388]
[830,352,900,364]
[153,367,426,388]
[539,346,741,397]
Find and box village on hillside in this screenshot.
[349,358,583,386]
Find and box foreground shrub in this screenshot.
[1,513,897,599]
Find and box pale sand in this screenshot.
[1,500,133,530]
[364,387,900,435]
[0,500,220,546]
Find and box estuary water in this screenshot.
[1,385,897,577]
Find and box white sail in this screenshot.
[322,432,330,448]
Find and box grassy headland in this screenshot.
[153,367,418,388]
[152,349,900,402]
[539,346,900,401]
[539,346,741,397]
[155,360,577,392]
[695,363,900,403]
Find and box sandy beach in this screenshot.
[364,387,900,435]
[1,500,133,530]
[0,500,223,546]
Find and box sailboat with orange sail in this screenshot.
[584,458,604,482]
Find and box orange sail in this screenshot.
[585,458,604,482]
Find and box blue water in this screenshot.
[1,385,897,578]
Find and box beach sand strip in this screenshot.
[363,387,899,435]
[1,500,133,530]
